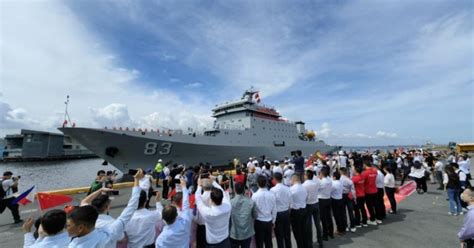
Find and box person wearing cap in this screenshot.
[338,151,348,168]
[272,160,283,175]
[283,165,294,187]
[154,159,164,187]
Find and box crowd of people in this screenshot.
[0,148,472,247]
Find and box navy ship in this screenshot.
[59,89,339,172]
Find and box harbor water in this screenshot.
[0,145,415,192]
[0,158,121,192]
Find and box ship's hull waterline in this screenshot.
[59,127,338,172]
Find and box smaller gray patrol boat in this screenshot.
[59,89,339,172]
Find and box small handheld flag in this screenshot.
[37,192,73,211]
[12,186,36,206]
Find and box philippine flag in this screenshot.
[12,186,36,206]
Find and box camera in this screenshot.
[106,190,119,196]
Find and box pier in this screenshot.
[0,181,465,247]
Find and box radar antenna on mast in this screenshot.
[62,95,75,127]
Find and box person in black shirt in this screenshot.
[292,150,305,181]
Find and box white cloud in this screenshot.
[376,131,398,138]
[184,82,203,89]
[0,1,212,137]
[317,122,331,138]
[90,104,133,127]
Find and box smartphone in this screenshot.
[173,178,181,184]
[201,173,210,179]
[128,169,138,175]
[153,191,160,196]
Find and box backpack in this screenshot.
[0,180,9,199]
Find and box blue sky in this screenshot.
[1,0,472,146]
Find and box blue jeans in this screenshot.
[447,188,462,214]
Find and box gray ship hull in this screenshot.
[59,127,339,172]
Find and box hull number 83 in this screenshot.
[144,142,172,155]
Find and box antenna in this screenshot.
[63,95,74,127]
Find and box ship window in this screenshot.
[238,132,242,135]
[253,133,257,136]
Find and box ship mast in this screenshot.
[63,95,74,127]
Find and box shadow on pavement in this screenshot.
[319,209,413,248]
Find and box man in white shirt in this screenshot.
[23,209,69,248]
[272,161,283,175]
[162,165,171,199]
[79,188,127,246]
[252,175,277,248]
[195,176,232,246]
[338,151,348,168]
[270,173,291,248]
[156,179,193,248]
[331,171,346,234]
[125,190,162,248]
[194,178,212,248]
[0,171,22,223]
[340,167,357,232]
[303,169,323,248]
[375,167,386,221]
[139,170,154,208]
[67,169,143,248]
[434,157,445,190]
[459,156,471,180]
[290,174,307,248]
[283,166,294,187]
[318,167,334,240]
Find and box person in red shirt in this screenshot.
[362,158,380,225]
[352,166,368,227]
[233,168,246,186]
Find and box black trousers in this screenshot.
[306,203,322,246]
[0,198,20,221]
[290,208,306,248]
[255,220,273,248]
[162,179,169,199]
[230,238,251,248]
[415,177,427,192]
[400,171,410,185]
[319,198,334,239]
[331,198,346,232]
[342,194,356,228]
[207,237,231,248]
[376,188,386,220]
[354,197,367,225]
[436,171,444,189]
[274,210,292,248]
[365,193,377,222]
[197,224,207,248]
[385,187,397,213]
